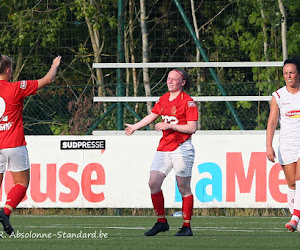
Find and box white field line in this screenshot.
[13,215,291,233]
[106,226,284,233]
[14,215,153,218]
[18,224,286,233]
[14,215,289,219]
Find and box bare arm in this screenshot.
[266,96,279,162]
[125,112,159,135]
[155,120,197,134]
[37,56,61,90]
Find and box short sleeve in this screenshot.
[15,80,38,99]
[185,100,198,121]
[272,90,280,106]
[151,97,162,115]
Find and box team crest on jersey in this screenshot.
[188,101,196,107]
[171,106,177,116]
[20,80,27,89]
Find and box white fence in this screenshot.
[93,61,283,68]
[93,61,282,103]
[93,96,272,102]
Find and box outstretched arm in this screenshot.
[37,56,61,90]
[125,112,159,135]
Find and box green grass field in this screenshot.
[1,215,300,249]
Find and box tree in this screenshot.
[0,0,299,133]
[277,0,287,60]
[0,0,66,80]
[72,0,118,97]
[140,0,152,116]
[127,0,139,115]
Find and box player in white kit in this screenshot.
[266,56,300,232]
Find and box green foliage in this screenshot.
[51,122,70,135]
[0,1,66,49]
[237,101,251,109]
[72,0,117,28]
[287,22,300,55]
[0,0,299,133]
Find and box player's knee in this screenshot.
[148,180,161,193]
[177,185,191,197]
[148,180,155,189]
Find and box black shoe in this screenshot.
[144,221,169,236]
[174,226,193,236]
[0,209,14,236]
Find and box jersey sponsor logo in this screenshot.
[61,140,106,150]
[0,122,13,131]
[162,115,178,124]
[188,101,197,107]
[20,80,27,89]
[285,110,300,118]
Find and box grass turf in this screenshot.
[0,215,299,249]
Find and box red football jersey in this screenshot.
[0,80,38,149]
[151,91,198,151]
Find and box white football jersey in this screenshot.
[273,86,300,145]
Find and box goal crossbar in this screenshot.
[93,96,272,102]
[93,61,283,69]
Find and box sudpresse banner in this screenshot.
[0,131,285,208]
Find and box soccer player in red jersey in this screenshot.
[0,54,61,235]
[125,68,198,236]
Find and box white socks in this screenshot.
[287,187,295,215]
[291,180,300,222]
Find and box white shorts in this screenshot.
[0,146,30,173]
[278,144,300,165]
[151,139,195,177]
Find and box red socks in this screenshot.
[182,194,193,228]
[151,191,193,226]
[4,184,27,216]
[151,190,166,223]
[293,209,300,218]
